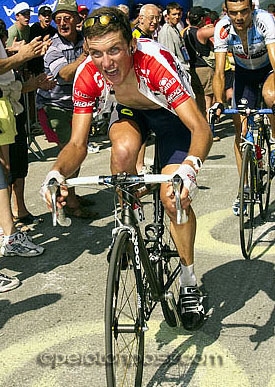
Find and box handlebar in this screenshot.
[48,173,189,226]
[47,178,72,227]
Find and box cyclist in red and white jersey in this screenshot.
[41,7,212,331]
[212,0,275,215]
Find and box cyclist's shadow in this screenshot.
[147,259,274,386]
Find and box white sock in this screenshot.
[3,232,18,244]
[179,263,197,287]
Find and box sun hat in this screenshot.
[52,0,79,19]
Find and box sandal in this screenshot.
[13,214,44,228]
[76,195,95,207]
[64,205,98,219]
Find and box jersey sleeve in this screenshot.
[214,17,230,52]
[256,11,275,45]
[73,59,103,114]
[146,48,191,109]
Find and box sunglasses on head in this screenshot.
[83,14,118,29]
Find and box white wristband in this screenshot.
[184,156,202,174]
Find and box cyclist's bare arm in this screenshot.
[175,97,213,163]
[166,98,212,205]
[213,51,226,105]
[266,42,275,104]
[44,112,92,209]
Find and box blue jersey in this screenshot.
[214,9,275,70]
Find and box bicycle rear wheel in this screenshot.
[240,145,256,259]
[258,126,271,219]
[105,231,145,387]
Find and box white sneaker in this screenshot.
[1,232,44,257]
[87,142,100,154]
[0,273,20,293]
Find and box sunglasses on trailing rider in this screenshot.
[83,14,118,29]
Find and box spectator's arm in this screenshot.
[197,24,215,45]
[58,52,88,82]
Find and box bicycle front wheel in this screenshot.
[240,145,256,259]
[105,231,145,387]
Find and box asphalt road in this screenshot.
[0,116,274,387]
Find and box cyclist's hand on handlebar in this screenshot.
[209,102,224,123]
[166,164,198,210]
[40,170,67,210]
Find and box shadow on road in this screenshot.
[147,258,274,386]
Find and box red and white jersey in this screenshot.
[73,38,194,116]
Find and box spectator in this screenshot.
[36,0,95,219]
[132,4,160,39]
[28,5,57,75]
[130,3,143,29]
[158,2,189,71]
[6,2,31,47]
[117,4,130,17]
[77,5,89,31]
[183,7,215,122]
[267,3,275,18]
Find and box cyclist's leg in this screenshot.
[108,105,147,174]
[262,71,275,168]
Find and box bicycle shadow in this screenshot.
[0,187,115,282]
[147,259,274,386]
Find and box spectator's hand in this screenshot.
[6,37,26,54]
[41,34,52,56]
[17,37,44,60]
[36,74,57,90]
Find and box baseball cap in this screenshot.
[13,2,30,15]
[78,5,89,13]
[38,5,52,15]
[52,0,79,19]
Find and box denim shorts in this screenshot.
[109,104,191,168]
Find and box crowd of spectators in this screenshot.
[0,0,274,293]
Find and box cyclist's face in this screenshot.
[226,0,252,32]
[86,31,133,86]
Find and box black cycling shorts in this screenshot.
[9,111,28,183]
[233,63,273,108]
[109,104,191,169]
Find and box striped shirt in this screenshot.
[36,32,83,110]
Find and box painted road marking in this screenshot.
[196,208,275,257]
[0,320,257,386]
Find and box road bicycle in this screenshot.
[211,105,273,259]
[48,157,187,386]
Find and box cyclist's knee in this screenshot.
[111,141,138,173]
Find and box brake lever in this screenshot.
[172,176,188,224]
[47,178,71,227]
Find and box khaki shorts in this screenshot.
[194,66,214,96]
[0,97,17,146]
[44,105,72,145]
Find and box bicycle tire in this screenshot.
[240,145,255,259]
[258,125,271,219]
[105,230,145,387]
[153,188,181,327]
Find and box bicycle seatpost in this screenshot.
[48,178,71,227]
[172,176,188,224]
